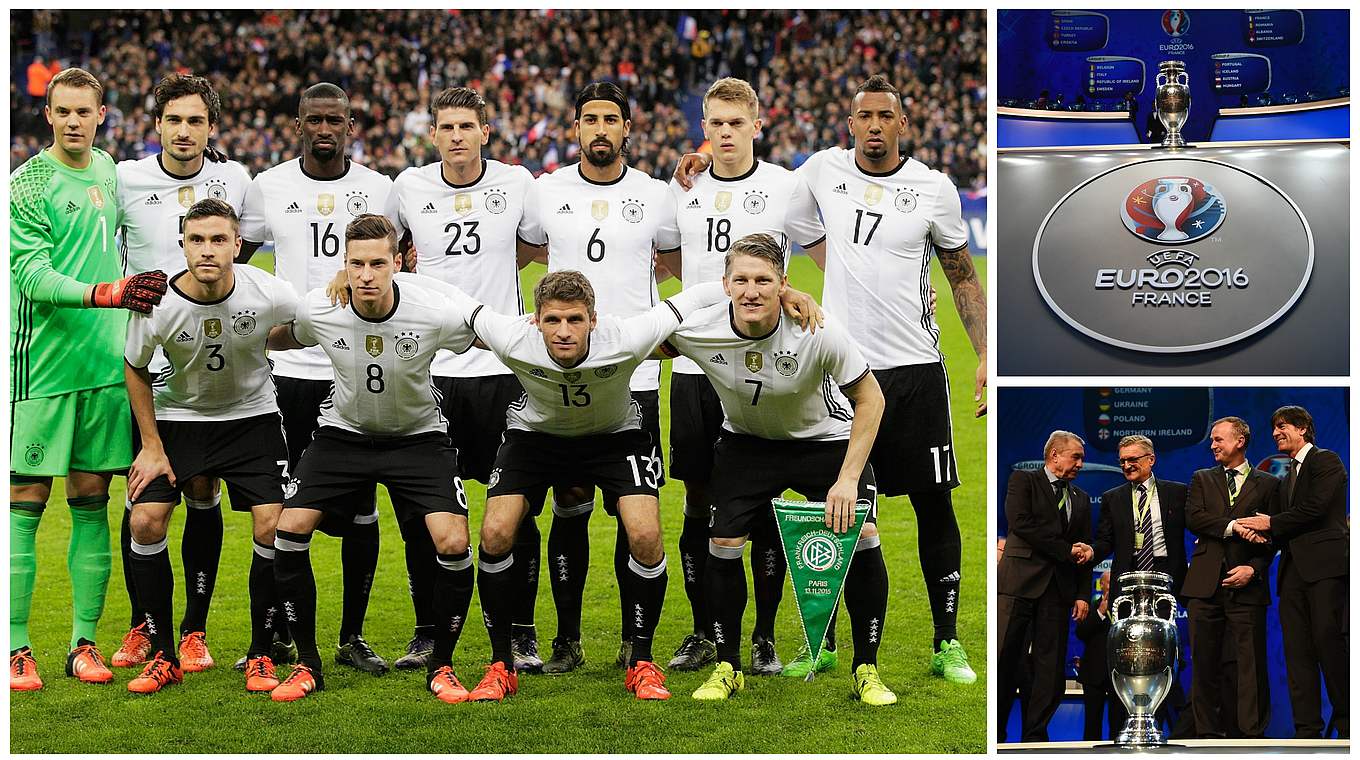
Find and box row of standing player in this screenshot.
[13,69,987,700]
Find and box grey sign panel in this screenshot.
[998,143,1348,375]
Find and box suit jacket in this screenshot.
[1272,446,1349,584]
[1075,603,1113,686]
[999,468,1093,603]
[1182,465,1279,604]
[1093,478,1188,599]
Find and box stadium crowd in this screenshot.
[10,9,986,188]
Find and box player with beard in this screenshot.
[239,83,396,675]
[111,73,259,674]
[677,75,984,684]
[518,82,681,673]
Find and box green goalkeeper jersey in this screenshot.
[10,147,125,400]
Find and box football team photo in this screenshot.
[8,9,988,754]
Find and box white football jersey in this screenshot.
[125,265,298,422]
[117,154,253,276]
[473,282,725,437]
[387,159,531,378]
[241,158,395,380]
[666,305,871,441]
[798,147,968,369]
[290,280,478,437]
[519,163,680,391]
[668,160,825,374]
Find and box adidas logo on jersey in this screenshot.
[285,201,302,214]
[556,203,572,214]
[833,183,848,194]
[332,338,350,350]
[686,198,701,209]
[529,368,548,379]
[175,330,194,343]
[421,202,437,214]
[145,194,162,206]
[708,354,728,366]
[64,201,79,215]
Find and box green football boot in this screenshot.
[930,639,978,685]
[781,644,838,677]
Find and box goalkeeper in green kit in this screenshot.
[10,68,168,691]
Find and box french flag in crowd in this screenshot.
[527,117,549,143]
[677,14,697,42]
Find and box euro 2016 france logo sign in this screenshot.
[1120,176,1225,244]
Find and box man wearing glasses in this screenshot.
[1092,435,1188,602]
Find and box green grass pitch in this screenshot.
[10,254,987,753]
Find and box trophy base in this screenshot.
[1114,715,1171,747]
[1155,138,1191,150]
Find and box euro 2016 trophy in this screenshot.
[1154,60,1191,149]
[1107,571,1179,747]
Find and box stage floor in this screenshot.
[999,738,1349,754]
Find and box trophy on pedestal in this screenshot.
[1107,571,1179,747]
[1154,60,1191,149]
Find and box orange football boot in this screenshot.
[468,662,518,702]
[625,660,672,700]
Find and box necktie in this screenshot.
[1285,458,1299,507]
[1135,483,1156,571]
[1225,468,1239,506]
[1054,480,1069,529]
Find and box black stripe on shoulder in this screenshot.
[935,240,969,254]
[662,299,683,324]
[839,366,872,392]
[657,245,681,254]
[800,235,827,249]
[470,304,486,333]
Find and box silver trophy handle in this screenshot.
[1111,595,1134,623]
[1155,593,1178,621]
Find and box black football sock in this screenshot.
[546,497,593,642]
[750,532,786,642]
[843,534,888,669]
[909,490,962,648]
[705,541,747,670]
[120,504,143,630]
[477,547,516,668]
[611,506,630,637]
[274,529,323,672]
[624,553,667,664]
[248,540,280,659]
[129,536,178,665]
[428,548,474,671]
[179,492,223,635]
[511,505,543,631]
[398,515,437,639]
[678,508,710,636]
[339,502,379,644]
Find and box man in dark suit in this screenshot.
[1077,571,1126,740]
[997,430,1095,742]
[1183,416,1279,738]
[1239,406,1349,739]
[1093,435,1189,601]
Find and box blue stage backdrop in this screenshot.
[998,10,1350,142]
[998,386,1349,740]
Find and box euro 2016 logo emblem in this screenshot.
[1120,177,1225,244]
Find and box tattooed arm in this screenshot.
[936,244,987,417]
